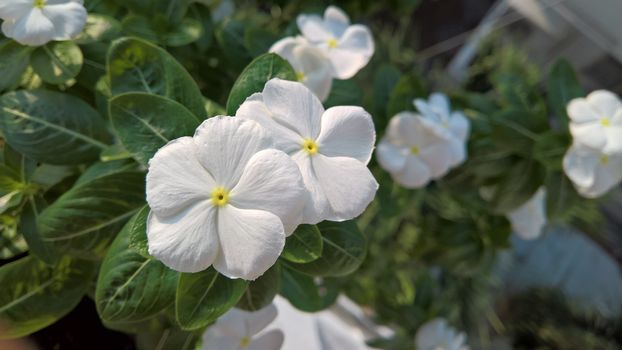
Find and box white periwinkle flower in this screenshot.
[415,318,469,350]
[270,36,333,102]
[146,117,305,280]
[202,304,284,350]
[0,0,87,46]
[506,187,547,240]
[567,90,622,153]
[414,93,470,167]
[563,143,622,198]
[376,112,453,189]
[296,5,374,79]
[236,78,378,224]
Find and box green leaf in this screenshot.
[286,221,367,277]
[324,79,363,108]
[280,265,339,312]
[0,90,111,165]
[176,268,247,330]
[107,37,205,118]
[75,159,138,186]
[121,16,159,43]
[0,40,32,92]
[20,195,58,265]
[96,209,178,323]
[386,73,426,117]
[31,42,83,85]
[109,92,201,165]
[225,53,296,115]
[128,206,150,258]
[37,171,145,257]
[0,256,95,339]
[548,59,584,129]
[165,18,203,47]
[236,263,280,312]
[244,28,278,58]
[281,224,323,263]
[373,64,401,124]
[75,14,122,44]
[216,19,253,72]
[489,160,546,213]
[0,215,27,260]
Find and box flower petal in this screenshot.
[604,125,622,153]
[316,106,376,164]
[507,188,547,240]
[146,137,214,217]
[230,149,305,236]
[248,330,284,350]
[200,329,239,350]
[428,93,451,120]
[563,144,599,189]
[0,0,32,20]
[324,5,349,37]
[193,116,273,188]
[292,44,333,101]
[8,8,55,46]
[329,25,374,79]
[449,111,470,141]
[419,142,452,178]
[569,122,606,151]
[393,156,431,189]
[261,78,324,139]
[147,202,219,273]
[577,153,622,198]
[376,139,408,173]
[42,1,87,40]
[566,98,599,124]
[447,137,467,168]
[296,13,332,43]
[311,154,378,221]
[214,304,278,338]
[215,206,285,280]
[386,111,428,147]
[291,151,329,224]
[586,90,622,118]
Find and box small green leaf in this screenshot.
[279,265,339,312]
[109,92,201,165]
[121,16,159,43]
[226,53,296,115]
[20,195,58,265]
[490,160,546,213]
[216,19,252,72]
[386,73,426,118]
[176,268,247,330]
[0,40,32,92]
[236,263,280,311]
[31,41,83,85]
[165,18,203,47]
[75,14,122,44]
[0,215,27,260]
[96,209,178,323]
[0,256,96,339]
[548,59,584,129]
[324,79,363,108]
[128,206,150,258]
[281,224,323,263]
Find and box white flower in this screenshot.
[236,78,378,224]
[202,304,284,350]
[567,90,622,153]
[414,93,470,167]
[270,36,333,102]
[415,318,469,350]
[0,0,87,46]
[296,5,374,80]
[146,117,305,280]
[506,187,547,240]
[563,143,622,198]
[376,112,453,189]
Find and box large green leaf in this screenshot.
[20,195,58,265]
[107,37,205,118]
[225,53,296,115]
[281,224,323,264]
[37,171,145,257]
[176,268,247,330]
[96,209,178,323]
[236,263,280,312]
[0,40,32,92]
[286,221,367,277]
[109,92,201,165]
[0,90,111,165]
[548,59,584,129]
[279,265,339,312]
[31,41,83,85]
[128,206,150,258]
[0,256,95,339]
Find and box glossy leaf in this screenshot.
[31,42,83,85]
[75,14,122,44]
[128,206,150,258]
[0,41,32,92]
[279,265,339,312]
[20,195,58,265]
[281,224,323,264]
[236,263,280,312]
[548,59,584,129]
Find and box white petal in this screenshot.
[604,125,622,153]
[1,19,17,38]
[215,304,278,338]
[147,202,219,273]
[247,330,284,350]
[262,78,324,139]
[586,90,622,118]
[235,94,302,154]
[193,116,273,188]
[201,328,239,350]
[215,206,285,280]
[414,99,435,120]
[563,144,599,189]
[41,1,87,40]
[323,5,349,37]
[8,8,55,46]
[316,106,376,164]
[393,156,431,189]
[296,13,332,43]
[428,93,451,120]
[566,98,599,124]
[447,137,467,167]
[376,139,408,173]
[230,149,305,236]
[269,36,305,69]
[507,188,547,240]
[146,137,214,217]
[415,318,448,349]
[577,153,622,198]
[328,25,374,79]
[386,111,433,147]
[292,44,333,102]
[0,0,32,19]
[311,154,378,221]
[569,122,606,151]
[291,151,329,224]
[419,142,452,178]
[449,111,470,141]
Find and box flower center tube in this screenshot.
[33,0,46,8]
[211,187,230,207]
[410,146,420,155]
[327,38,338,48]
[302,139,319,155]
[240,336,251,348]
[600,154,609,165]
[296,71,306,82]
[600,117,611,127]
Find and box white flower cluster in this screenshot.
[414,318,469,350]
[270,6,374,101]
[563,90,622,198]
[376,93,470,188]
[0,0,87,46]
[146,79,378,280]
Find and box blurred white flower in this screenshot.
[0,0,87,46]
[506,187,547,240]
[236,78,378,224]
[202,304,284,350]
[296,5,374,79]
[567,90,622,153]
[376,112,452,189]
[563,143,622,198]
[146,117,305,280]
[415,318,469,350]
[270,36,333,101]
[414,93,470,167]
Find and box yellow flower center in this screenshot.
[296,71,306,82]
[211,187,230,207]
[240,336,251,348]
[600,117,611,127]
[600,154,609,165]
[327,38,338,48]
[33,0,46,8]
[302,139,319,155]
[410,146,420,155]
